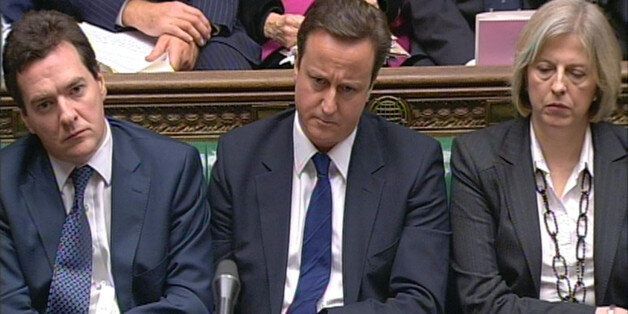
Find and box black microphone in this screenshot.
[213,259,240,314]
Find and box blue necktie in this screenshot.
[289,153,332,314]
[47,165,94,314]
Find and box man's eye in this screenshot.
[313,77,326,86]
[36,101,52,111]
[71,84,85,95]
[339,85,355,94]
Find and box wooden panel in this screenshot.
[2,64,626,141]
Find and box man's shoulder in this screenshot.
[108,118,195,150]
[361,112,441,151]
[218,109,294,146]
[0,134,33,157]
[107,118,200,165]
[0,134,40,174]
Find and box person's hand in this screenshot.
[363,0,379,8]
[263,13,304,48]
[596,307,628,314]
[122,0,211,46]
[146,34,199,71]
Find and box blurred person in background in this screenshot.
[239,0,474,68]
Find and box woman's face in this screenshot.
[526,34,598,130]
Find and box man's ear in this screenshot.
[293,59,299,79]
[19,109,35,134]
[97,73,107,98]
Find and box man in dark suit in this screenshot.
[1,0,260,70]
[0,10,213,313]
[400,0,474,66]
[209,0,450,313]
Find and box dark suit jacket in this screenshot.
[401,0,474,66]
[1,0,260,70]
[0,118,213,313]
[455,0,627,59]
[450,118,628,313]
[209,109,450,313]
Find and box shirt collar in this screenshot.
[530,121,594,177]
[293,113,356,180]
[50,119,113,189]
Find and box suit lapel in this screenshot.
[342,116,385,303]
[499,119,543,293]
[592,123,627,302]
[255,115,295,314]
[108,126,150,310]
[20,144,67,268]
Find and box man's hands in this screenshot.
[262,0,377,49]
[122,0,210,70]
[122,0,211,46]
[263,12,304,48]
[146,34,199,70]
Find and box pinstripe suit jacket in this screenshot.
[1,0,260,70]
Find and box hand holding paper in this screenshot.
[147,34,199,71]
[79,22,174,73]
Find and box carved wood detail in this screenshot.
[2,65,626,141]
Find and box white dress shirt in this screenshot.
[281,114,357,313]
[115,0,131,27]
[530,124,595,305]
[49,120,121,314]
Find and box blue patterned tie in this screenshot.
[47,165,94,314]
[289,153,332,314]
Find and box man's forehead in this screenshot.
[17,44,94,104]
[19,42,91,79]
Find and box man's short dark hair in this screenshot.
[2,10,100,111]
[296,0,391,84]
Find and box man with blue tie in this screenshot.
[0,10,213,313]
[209,0,450,313]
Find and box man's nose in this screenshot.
[321,89,338,115]
[58,98,78,127]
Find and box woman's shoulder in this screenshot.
[455,118,527,150]
[592,121,628,150]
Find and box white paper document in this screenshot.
[79,22,173,73]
